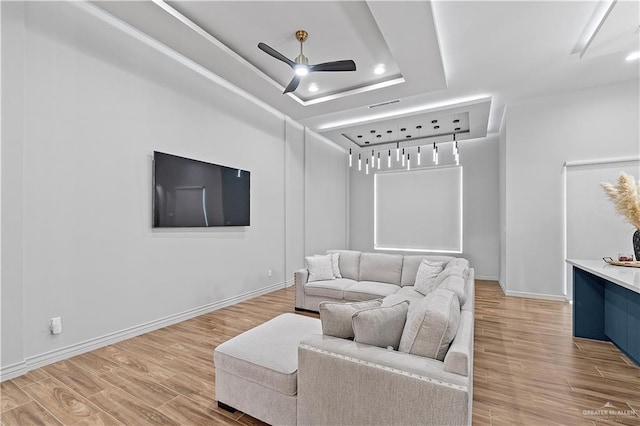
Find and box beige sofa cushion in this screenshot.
[344,281,400,301]
[445,257,469,270]
[358,253,403,285]
[399,289,460,361]
[352,301,409,350]
[437,275,467,305]
[327,250,361,281]
[394,286,425,300]
[305,278,356,299]
[319,299,382,339]
[400,255,455,286]
[433,266,467,288]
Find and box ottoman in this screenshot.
[214,313,321,425]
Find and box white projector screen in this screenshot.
[374,166,463,253]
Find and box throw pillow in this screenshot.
[414,260,445,296]
[314,253,342,278]
[433,266,467,288]
[330,252,342,278]
[399,289,460,361]
[437,275,467,305]
[352,301,409,350]
[319,299,382,339]
[306,254,335,282]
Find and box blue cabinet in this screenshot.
[573,266,640,366]
[604,283,627,348]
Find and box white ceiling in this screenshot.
[92,0,639,151]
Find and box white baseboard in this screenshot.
[503,290,569,302]
[1,281,288,382]
[474,275,499,281]
[498,279,506,293]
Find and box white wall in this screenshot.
[498,113,507,292]
[1,2,348,377]
[1,2,25,369]
[503,79,640,299]
[349,136,500,279]
[304,130,349,256]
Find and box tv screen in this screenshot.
[153,151,250,227]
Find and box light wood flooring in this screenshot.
[1,280,639,425]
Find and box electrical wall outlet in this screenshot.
[50,317,62,335]
[268,269,273,277]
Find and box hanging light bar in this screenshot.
[453,134,460,165]
[432,142,437,163]
[387,150,391,168]
[396,142,400,161]
[349,148,352,167]
[401,148,405,166]
[371,150,375,169]
[366,158,369,175]
[377,152,381,169]
[358,153,362,171]
[407,153,411,170]
[417,146,421,165]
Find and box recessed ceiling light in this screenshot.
[416,125,422,129]
[434,125,440,130]
[370,130,376,133]
[400,128,406,132]
[374,64,386,75]
[357,135,363,138]
[386,130,392,134]
[455,127,461,131]
[626,51,640,61]
[365,141,370,144]
[431,120,438,124]
[308,83,319,92]
[453,119,460,123]
[376,135,382,138]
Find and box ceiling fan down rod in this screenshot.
[295,30,308,65]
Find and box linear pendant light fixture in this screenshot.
[348,132,462,173]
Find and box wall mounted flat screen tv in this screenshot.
[153,151,250,227]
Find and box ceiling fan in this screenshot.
[258,30,357,94]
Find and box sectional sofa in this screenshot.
[215,250,474,425]
[295,250,470,312]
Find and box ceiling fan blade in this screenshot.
[310,60,356,72]
[283,76,301,94]
[258,42,295,68]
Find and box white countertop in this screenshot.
[567,259,640,295]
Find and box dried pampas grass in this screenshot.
[601,172,640,230]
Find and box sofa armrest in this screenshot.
[294,268,308,309]
[297,335,470,426]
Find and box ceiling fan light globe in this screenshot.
[295,65,309,76]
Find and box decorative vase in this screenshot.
[634,229,640,261]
